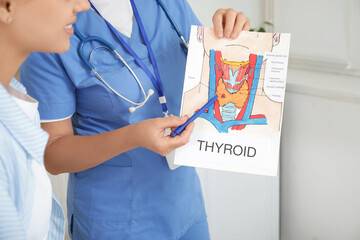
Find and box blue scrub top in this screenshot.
[21,0,206,239]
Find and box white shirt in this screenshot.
[91,0,134,38]
[7,85,52,240]
[7,85,38,122]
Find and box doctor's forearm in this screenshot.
[43,116,191,175]
[44,125,138,175]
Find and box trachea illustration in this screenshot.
[199,50,267,133]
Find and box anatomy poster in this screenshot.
[173,26,291,176]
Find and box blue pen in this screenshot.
[171,95,218,137]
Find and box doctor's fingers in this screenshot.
[169,122,195,148]
[154,122,194,156]
[212,9,250,39]
[168,114,191,132]
[232,13,250,38]
[158,115,189,129]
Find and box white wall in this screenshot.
[281,70,360,239]
[273,0,360,237]
[196,169,279,240]
[274,0,360,75]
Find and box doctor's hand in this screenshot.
[132,115,194,156]
[212,8,250,39]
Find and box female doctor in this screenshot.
[21,0,250,239]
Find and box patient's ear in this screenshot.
[0,0,15,24]
[273,33,280,47]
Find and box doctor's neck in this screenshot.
[0,39,29,88]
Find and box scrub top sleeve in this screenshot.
[181,0,202,26]
[20,52,76,121]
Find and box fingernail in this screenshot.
[231,33,238,39]
[217,31,223,38]
[225,31,231,38]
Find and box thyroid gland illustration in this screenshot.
[199,50,267,133]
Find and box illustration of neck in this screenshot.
[216,57,250,122]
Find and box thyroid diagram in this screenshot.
[200,50,267,133]
[182,27,289,134]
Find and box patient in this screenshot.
[0,0,89,238]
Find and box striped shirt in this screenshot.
[0,79,65,239]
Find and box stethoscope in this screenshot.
[74,0,189,116]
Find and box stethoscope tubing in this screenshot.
[155,0,188,48]
[73,0,188,115]
[74,24,117,71]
